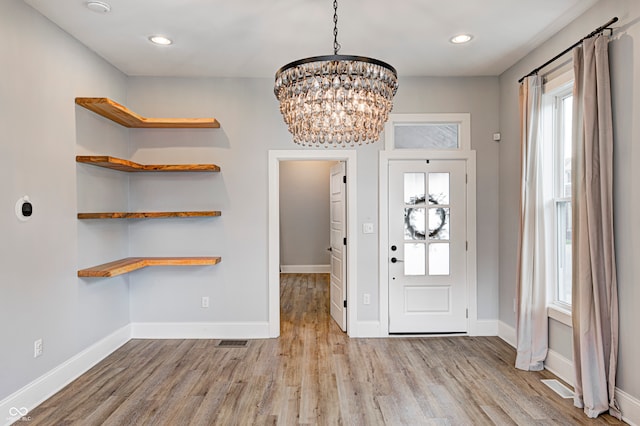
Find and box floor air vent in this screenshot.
[217,340,248,348]
[541,379,574,399]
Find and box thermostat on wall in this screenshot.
[15,195,33,221]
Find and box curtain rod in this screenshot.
[518,16,618,83]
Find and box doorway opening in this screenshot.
[268,150,358,338]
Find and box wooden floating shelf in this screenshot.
[78,211,221,220]
[75,97,219,128]
[78,256,222,278]
[76,155,220,172]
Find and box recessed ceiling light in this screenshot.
[86,1,111,13]
[450,34,473,44]
[148,35,173,46]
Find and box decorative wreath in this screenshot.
[404,194,447,239]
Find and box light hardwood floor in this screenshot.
[24,273,623,425]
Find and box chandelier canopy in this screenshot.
[274,0,398,148]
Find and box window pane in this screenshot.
[428,172,449,204]
[404,173,425,205]
[404,207,426,240]
[561,95,573,197]
[405,243,426,276]
[557,201,572,304]
[395,124,459,149]
[429,243,449,276]
[428,207,449,240]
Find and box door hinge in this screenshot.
[343,300,347,308]
[343,175,347,184]
[343,237,347,246]
[466,241,468,251]
[466,174,468,183]
[466,308,469,319]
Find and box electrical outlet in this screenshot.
[363,293,371,305]
[34,339,43,358]
[201,296,210,308]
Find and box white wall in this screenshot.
[279,161,333,269]
[125,77,288,324]
[0,0,128,402]
[498,0,640,404]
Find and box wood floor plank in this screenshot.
[481,403,519,426]
[23,273,624,425]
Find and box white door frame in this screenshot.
[379,149,478,336]
[268,150,358,337]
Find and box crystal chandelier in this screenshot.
[274,0,398,148]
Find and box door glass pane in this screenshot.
[429,243,450,275]
[404,207,425,240]
[404,243,426,276]
[429,207,449,240]
[395,124,459,149]
[404,173,425,205]
[428,172,449,205]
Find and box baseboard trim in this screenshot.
[545,349,575,386]
[618,388,640,426]
[0,325,131,426]
[130,322,271,339]
[354,321,381,337]
[498,320,516,348]
[280,265,331,274]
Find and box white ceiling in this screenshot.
[23,0,598,79]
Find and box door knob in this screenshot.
[390,245,397,251]
[390,257,404,263]
[327,247,333,252]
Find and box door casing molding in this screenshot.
[379,150,478,336]
[268,150,358,337]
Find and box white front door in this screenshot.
[388,160,467,333]
[329,162,347,331]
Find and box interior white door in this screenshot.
[388,160,467,333]
[329,161,347,331]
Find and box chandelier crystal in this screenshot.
[274,1,398,148]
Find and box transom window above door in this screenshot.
[384,113,471,151]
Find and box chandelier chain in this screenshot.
[333,0,341,54]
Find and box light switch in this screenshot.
[362,223,374,234]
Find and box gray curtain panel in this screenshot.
[571,34,620,420]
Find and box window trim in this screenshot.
[548,304,572,327]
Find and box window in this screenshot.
[394,123,459,149]
[543,73,573,309]
[554,92,572,306]
[384,113,471,151]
